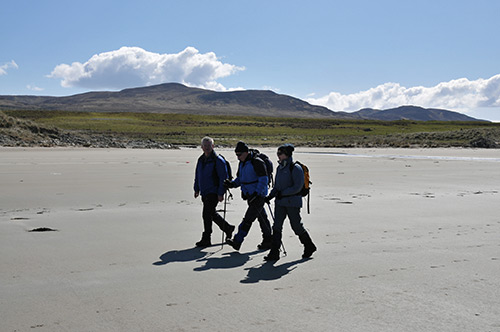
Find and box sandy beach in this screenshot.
[1,147,499,331]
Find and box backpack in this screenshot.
[250,149,274,186]
[291,161,312,213]
[201,153,232,189]
[217,154,233,180]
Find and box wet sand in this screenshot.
[1,147,499,331]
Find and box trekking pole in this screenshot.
[222,190,228,249]
[266,202,287,256]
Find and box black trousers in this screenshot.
[201,193,231,237]
[234,195,272,243]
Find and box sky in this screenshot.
[1,0,500,121]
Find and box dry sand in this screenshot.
[1,147,499,331]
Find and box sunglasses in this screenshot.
[277,151,285,155]
[236,153,243,157]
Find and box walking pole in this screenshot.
[266,202,287,256]
[221,190,228,249]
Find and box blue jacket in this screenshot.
[269,156,304,207]
[233,152,268,197]
[194,152,228,196]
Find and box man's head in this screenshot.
[235,141,249,161]
[201,136,214,156]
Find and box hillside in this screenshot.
[0,83,484,121]
[0,83,354,119]
[353,106,482,121]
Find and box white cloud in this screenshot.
[48,46,245,91]
[27,84,44,92]
[307,74,500,114]
[0,60,18,76]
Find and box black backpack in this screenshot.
[217,154,233,180]
[216,154,233,180]
[250,149,274,186]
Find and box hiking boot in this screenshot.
[299,232,317,258]
[195,234,211,247]
[264,249,280,261]
[226,238,241,251]
[303,242,317,259]
[257,238,272,250]
[225,225,235,241]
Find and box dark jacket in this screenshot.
[233,151,269,197]
[269,156,304,207]
[194,151,228,196]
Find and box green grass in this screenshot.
[4,110,500,147]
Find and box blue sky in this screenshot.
[1,0,500,121]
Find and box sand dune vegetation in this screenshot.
[1,110,499,148]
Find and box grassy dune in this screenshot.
[3,110,500,148]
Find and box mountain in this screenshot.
[353,105,483,121]
[0,83,484,121]
[0,83,355,119]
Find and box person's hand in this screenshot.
[264,195,273,204]
[223,179,235,189]
[194,191,199,199]
[218,195,224,202]
[276,191,282,199]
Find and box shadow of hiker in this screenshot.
[240,258,310,284]
[194,250,261,272]
[153,246,211,266]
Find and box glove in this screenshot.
[276,191,282,199]
[223,179,235,189]
[264,195,273,204]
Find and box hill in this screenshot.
[0,83,484,121]
[0,83,355,119]
[353,105,482,121]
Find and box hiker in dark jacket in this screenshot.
[224,141,272,251]
[194,137,235,247]
[264,143,316,261]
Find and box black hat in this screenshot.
[235,141,249,153]
[278,143,294,157]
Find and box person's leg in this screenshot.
[196,194,218,247]
[227,196,263,250]
[256,205,272,250]
[288,207,306,237]
[264,204,286,261]
[288,207,317,258]
[211,194,235,240]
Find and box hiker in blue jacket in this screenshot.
[264,143,316,261]
[224,141,272,251]
[194,137,235,247]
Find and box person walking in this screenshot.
[224,141,272,251]
[264,144,316,261]
[193,137,235,247]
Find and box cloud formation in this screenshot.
[49,47,244,91]
[307,74,500,114]
[26,84,44,92]
[0,60,18,76]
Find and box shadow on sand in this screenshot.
[240,258,310,284]
[193,250,261,271]
[153,246,211,266]
[153,245,311,284]
[153,243,239,266]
